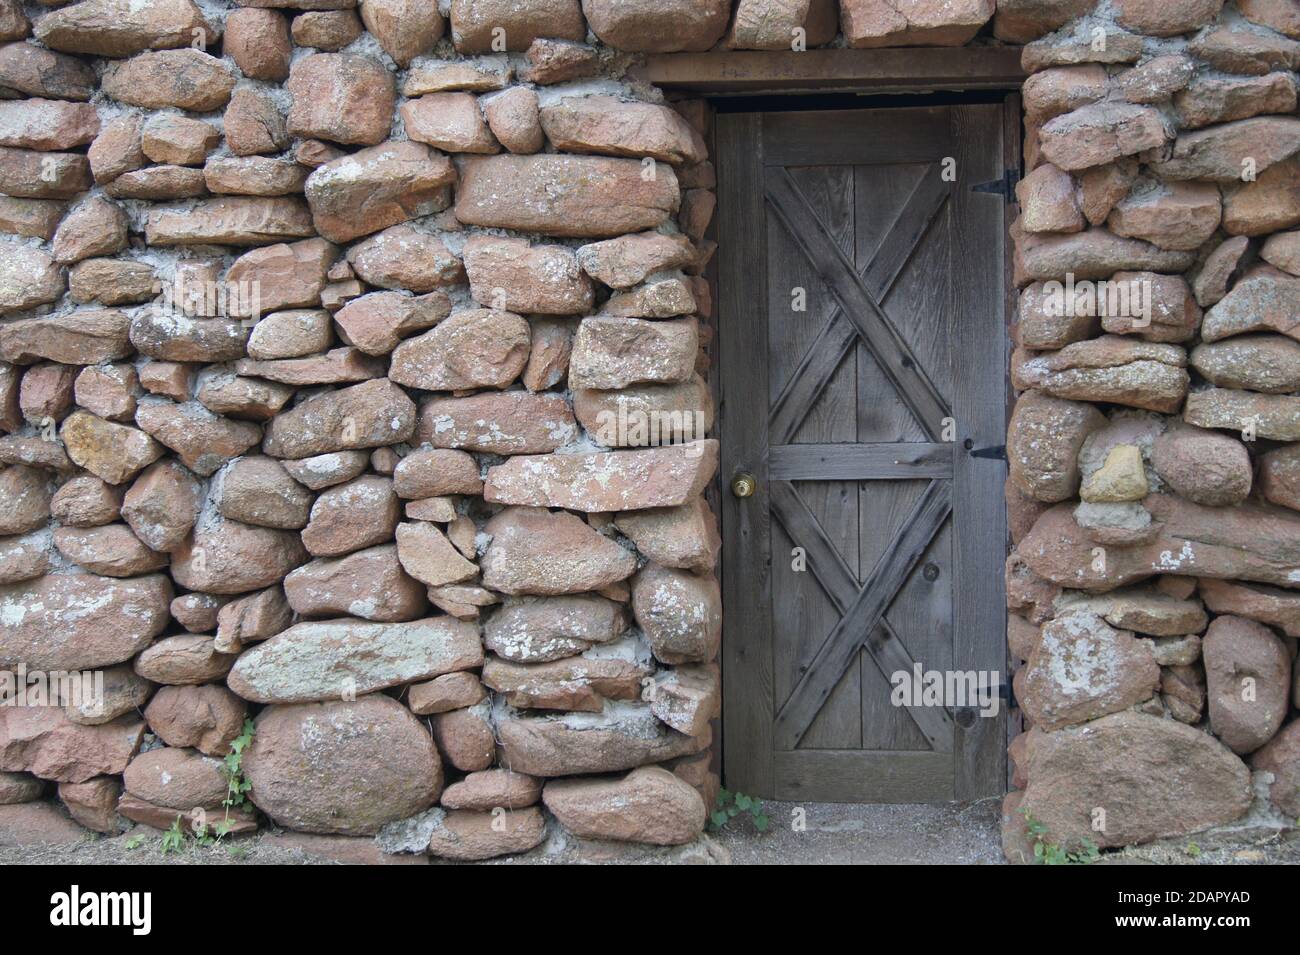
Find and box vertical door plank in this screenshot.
[853,162,953,756]
[718,112,776,797]
[950,103,1009,800]
[778,164,861,750]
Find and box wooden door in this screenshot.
[717,104,1011,803]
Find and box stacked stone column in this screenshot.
[1001,0,1300,859]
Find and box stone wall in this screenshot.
[1001,0,1300,860]
[0,0,738,859]
[0,0,1296,864]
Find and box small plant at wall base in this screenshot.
[709,789,770,833]
[157,719,258,853]
[160,819,186,855]
[1019,809,1099,865]
[219,719,257,836]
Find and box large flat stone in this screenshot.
[454,154,679,238]
[0,573,171,670]
[484,441,718,512]
[1018,711,1250,849]
[144,197,315,246]
[228,617,482,704]
[496,703,708,777]
[1019,495,1300,591]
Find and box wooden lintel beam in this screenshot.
[637,46,1026,95]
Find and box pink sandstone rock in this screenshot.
[1019,496,1300,592]
[389,309,530,391]
[1019,612,1159,729]
[582,0,735,52]
[0,572,172,670]
[34,0,216,57]
[0,98,99,151]
[449,0,584,52]
[1202,615,1290,754]
[455,154,679,238]
[286,53,395,146]
[1038,102,1170,171]
[484,594,629,662]
[0,42,96,101]
[726,0,838,49]
[484,86,544,154]
[346,224,464,292]
[1018,711,1250,849]
[540,95,707,166]
[361,0,443,66]
[431,706,494,772]
[101,49,234,111]
[632,563,722,664]
[543,765,706,844]
[480,507,637,596]
[425,806,546,860]
[440,769,541,810]
[229,616,482,704]
[462,235,594,315]
[0,707,144,784]
[485,441,718,512]
[496,704,708,776]
[840,0,995,49]
[133,634,236,685]
[402,92,498,154]
[244,696,441,835]
[144,685,247,757]
[224,7,292,80]
[263,379,417,458]
[417,391,577,455]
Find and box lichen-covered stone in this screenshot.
[0,573,171,670]
[1017,711,1250,849]
[1019,612,1159,729]
[228,617,481,704]
[480,507,636,596]
[455,154,679,238]
[485,441,718,513]
[543,765,706,844]
[244,696,441,836]
[496,703,708,777]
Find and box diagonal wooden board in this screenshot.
[769,479,955,752]
[765,165,952,442]
[772,478,953,749]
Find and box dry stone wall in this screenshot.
[0,0,1296,865]
[0,0,738,859]
[1002,0,1300,861]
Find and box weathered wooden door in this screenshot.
[717,104,1011,802]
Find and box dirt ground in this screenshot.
[5,795,1298,865]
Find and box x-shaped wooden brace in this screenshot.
[763,166,956,751]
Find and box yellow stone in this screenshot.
[1081,444,1149,503]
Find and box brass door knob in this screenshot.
[731,472,757,498]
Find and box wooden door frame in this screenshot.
[638,47,1025,96]
[687,54,1024,802]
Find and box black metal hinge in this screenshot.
[970,168,1020,202]
[968,444,1006,461]
[953,680,1014,727]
